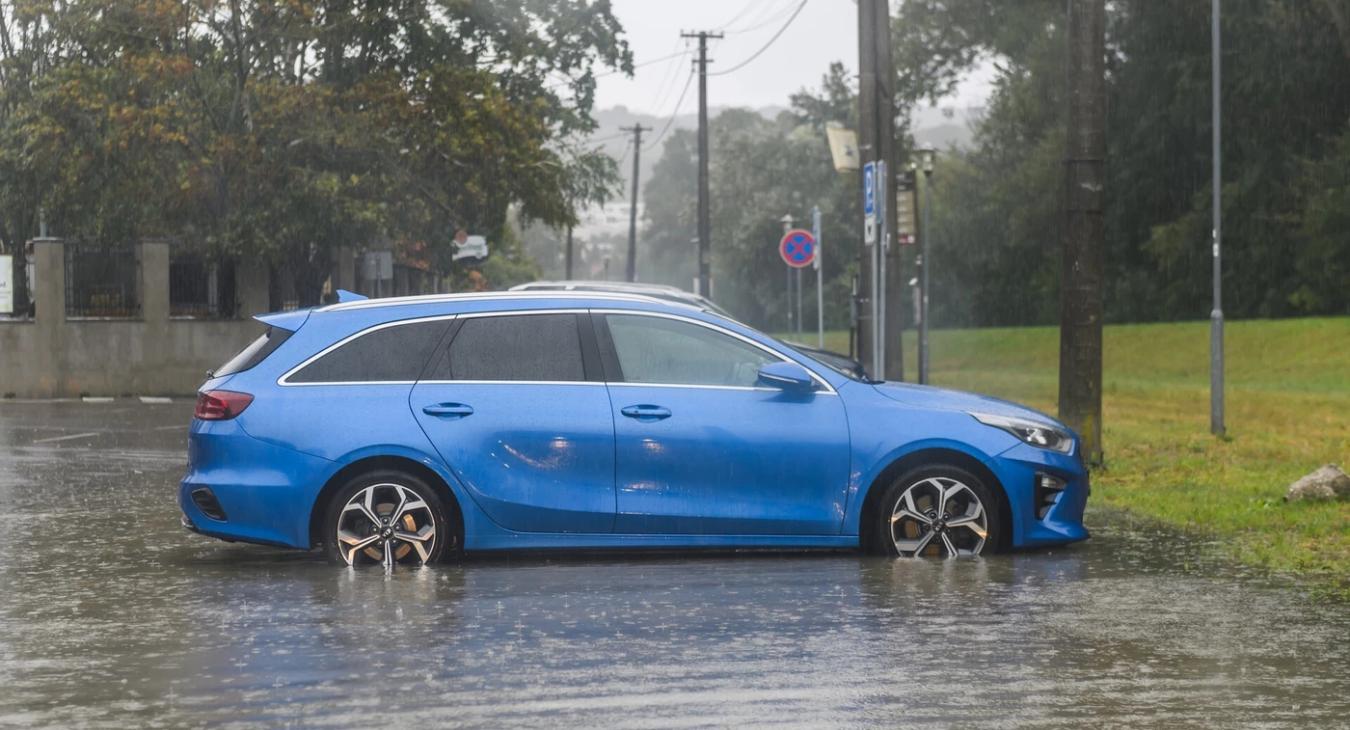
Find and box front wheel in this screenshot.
[323,470,453,567]
[875,465,1002,558]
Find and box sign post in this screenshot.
[812,206,823,348]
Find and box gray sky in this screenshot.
[594,0,993,117]
[595,0,858,115]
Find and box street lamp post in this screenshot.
[1210,0,1225,436]
[917,148,936,385]
[780,213,795,333]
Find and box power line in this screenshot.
[716,0,775,31]
[644,70,696,151]
[644,41,692,115]
[711,0,809,76]
[723,0,800,34]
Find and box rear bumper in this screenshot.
[179,418,334,549]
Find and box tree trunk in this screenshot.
[1060,0,1106,465]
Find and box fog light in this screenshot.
[1035,473,1066,519]
[191,487,227,521]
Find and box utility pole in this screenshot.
[564,224,574,279]
[857,0,902,381]
[621,124,650,283]
[682,30,722,297]
[1060,0,1106,465]
[1210,0,1225,437]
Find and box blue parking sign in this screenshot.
[863,161,876,217]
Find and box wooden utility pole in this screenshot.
[682,30,722,297]
[857,0,902,381]
[564,224,574,279]
[620,124,650,283]
[1060,0,1106,464]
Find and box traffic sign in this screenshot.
[779,228,816,268]
[863,161,877,217]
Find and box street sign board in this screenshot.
[863,161,876,217]
[826,125,860,172]
[779,229,816,268]
[0,255,12,314]
[361,250,394,281]
[453,234,488,262]
[896,186,917,246]
[863,161,877,246]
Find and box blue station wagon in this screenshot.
[180,291,1089,566]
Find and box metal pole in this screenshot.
[683,31,721,298]
[920,168,932,384]
[813,205,823,348]
[875,159,887,379]
[621,125,649,283]
[1210,0,1225,436]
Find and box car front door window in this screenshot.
[604,314,776,387]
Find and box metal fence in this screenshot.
[170,252,237,318]
[64,243,140,318]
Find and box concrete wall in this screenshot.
[0,239,267,398]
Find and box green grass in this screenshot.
[789,318,1350,588]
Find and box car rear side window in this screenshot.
[287,319,449,384]
[433,313,584,382]
[215,327,293,378]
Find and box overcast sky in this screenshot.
[593,0,994,117]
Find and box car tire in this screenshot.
[323,469,455,567]
[873,465,1002,558]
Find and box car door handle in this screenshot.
[620,404,671,420]
[422,403,474,418]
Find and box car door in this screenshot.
[410,311,616,533]
[597,311,851,535]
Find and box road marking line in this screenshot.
[139,396,173,404]
[32,431,99,444]
[81,396,115,403]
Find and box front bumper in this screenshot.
[988,442,1091,548]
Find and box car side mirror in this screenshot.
[757,362,816,393]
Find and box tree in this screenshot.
[0,0,633,304]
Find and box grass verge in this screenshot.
[783,318,1350,590]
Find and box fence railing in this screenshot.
[64,242,141,318]
[170,252,237,318]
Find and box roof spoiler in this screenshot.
[253,309,312,332]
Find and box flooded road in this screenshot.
[1,401,1346,728]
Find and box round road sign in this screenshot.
[779,228,816,268]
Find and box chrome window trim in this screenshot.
[592,309,838,395]
[277,314,459,387]
[278,306,838,394]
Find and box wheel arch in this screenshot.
[857,447,1013,553]
[308,454,464,549]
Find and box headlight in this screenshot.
[970,412,1075,454]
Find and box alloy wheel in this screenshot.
[889,476,989,558]
[335,482,437,567]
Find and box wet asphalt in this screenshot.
[0,401,1347,728]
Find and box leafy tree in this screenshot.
[0,0,632,304]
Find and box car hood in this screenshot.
[870,381,1067,429]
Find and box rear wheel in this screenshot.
[323,470,453,567]
[874,465,1001,558]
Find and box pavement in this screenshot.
[0,400,1347,727]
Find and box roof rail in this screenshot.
[316,290,702,313]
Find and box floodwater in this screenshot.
[0,402,1346,728]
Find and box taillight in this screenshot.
[195,390,254,420]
